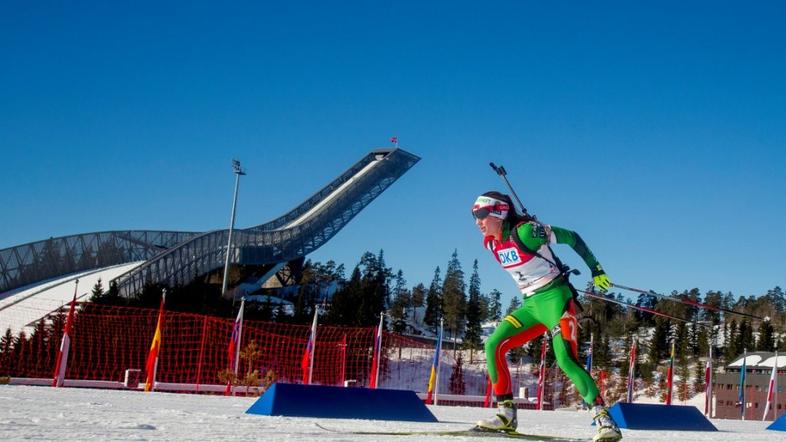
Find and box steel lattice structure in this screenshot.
[0,148,420,298]
[0,231,199,295]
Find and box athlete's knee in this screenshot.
[553,342,576,369]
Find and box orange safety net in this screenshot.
[0,303,435,388]
[0,303,566,404]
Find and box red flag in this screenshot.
[224,299,244,395]
[301,309,318,384]
[52,293,77,387]
[368,314,384,388]
[704,346,713,415]
[536,333,548,410]
[483,374,492,408]
[666,340,675,405]
[599,370,607,400]
[144,290,166,392]
[763,351,778,420]
[626,340,637,403]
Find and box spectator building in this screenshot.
[714,351,785,420]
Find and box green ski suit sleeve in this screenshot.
[514,223,605,276]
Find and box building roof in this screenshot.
[726,352,786,369]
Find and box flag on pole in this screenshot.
[52,286,78,388]
[301,308,318,384]
[704,345,713,416]
[368,313,384,388]
[224,298,245,395]
[626,339,637,403]
[666,339,676,405]
[425,321,443,404]
[585,333,593,374]
[483,374,492,408]
[390,136,398,146]
[144,289,167,392]
[738,348,747,420]
[599,370,607,401]
[536,333,548,411]
[763,350,778,421]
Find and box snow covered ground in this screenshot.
[0,385,782,441]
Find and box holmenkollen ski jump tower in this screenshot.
[0,148,420,334]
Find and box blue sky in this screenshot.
[2,1,785,307]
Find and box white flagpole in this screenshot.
[233,298,245,378]
[308,307,318,385]
[764,350,778,421]
[435,318,443,406]
[374,313,383,387]
[705,344,713,417]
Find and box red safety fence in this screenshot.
[0,303,564,406]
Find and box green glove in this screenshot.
[593,273,612,293]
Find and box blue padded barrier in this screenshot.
[605,403,717,431]
[767,413,786,431]
[246,383,438,422]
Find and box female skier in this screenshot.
[472,191,622,442]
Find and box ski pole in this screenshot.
[611,283,766,322]
[578,288,710,327]
[489,162,533,219]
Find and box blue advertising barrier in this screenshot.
[605,403,717,431]
[246,383,438,422]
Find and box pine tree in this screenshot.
[593,334,612,371]
[695,321,710,359]
[449,352,466,395]
[477,294,490,324]
[388,270,410,333]
[327,266,362,326]
[89,278,105,302]
[737,319,755,353]
[441,250,466,345]
[648,317,669,365]
[357,251,391,326]
[757,319,775,351]
[410,283,426,325]
[463,260,483,352]
[692,355,705,393]
[423,267,443,333]
[676,343,691,402]
[0,328,14,375]
[488,289,502,321]
[726,319,739,361]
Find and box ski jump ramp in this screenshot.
[0,148,420,333]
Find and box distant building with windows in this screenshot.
[713,352,785,420]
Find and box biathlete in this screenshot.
[472,191,622,442]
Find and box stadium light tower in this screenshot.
[222,159,246,300]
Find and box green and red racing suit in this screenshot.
[483,221,605,406]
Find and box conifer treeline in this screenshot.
[85,247,786,370]
[263,249,786,369]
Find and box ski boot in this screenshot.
[475,399,517,432]
[591,405,622,442]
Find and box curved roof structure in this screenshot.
[1,147,419,307]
